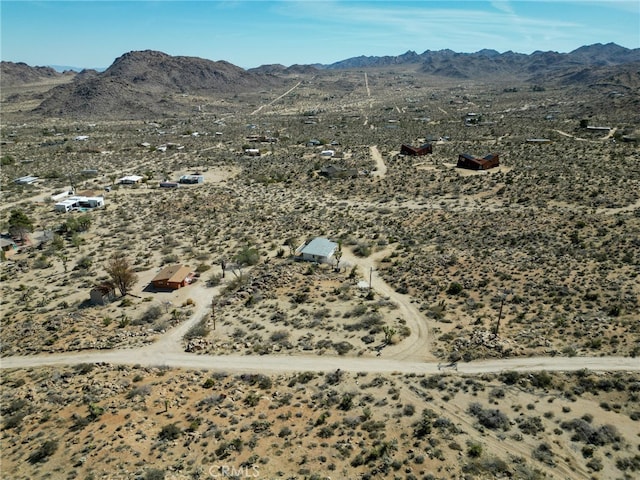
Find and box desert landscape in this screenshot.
[1,43,639,479]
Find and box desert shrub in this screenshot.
[184,318,209,340]
[126,384,151,399]
[76,256,93,270]
[333,341,353,355]
[288,372,316,386]
[244,392,260,407]
[144,469,165,480]
[345,312,383,332]
[318,425,335,438]
[467,441,483,458]
[74,363,96,375]
[3,412,25,430]
[270,330,290,343]
[560,418,621,445]
[236,245,260,266]
[137,305,162,324]
[195,263,210,273]
[238,373,272,390]
[162,254,179,265]
[207,273,222,287]
[529,371,553,388]
[586,457,603,472]
[215,438,243,459]
[28,439,58,463]
[353,243,372,257]
[616,455,640,472]
[338,393,354,411]
[446,282,463,295]
[517,416,545,436]
[468,402,511,431]
[158,423,182,441]
[413,409,436,438]
[532,443,555,466]
[198,394,226,407]
[403,404,416,416]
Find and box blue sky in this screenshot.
[1,1,638,69]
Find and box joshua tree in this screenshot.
[382,325,396,344]
[285,237,298,256]
[105,253,138,297]
[334,240,343,271]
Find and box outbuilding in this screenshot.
[90,283,117,305]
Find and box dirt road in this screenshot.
[340,246,432,361]
[1,248,637,376]
[2,348,637,375]
[370,145,387,178]
[250,81,302,115]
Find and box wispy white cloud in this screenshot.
[491,1,516,14]
[275,1,581,53]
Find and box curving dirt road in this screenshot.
[340,246,432,361]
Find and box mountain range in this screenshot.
[2,43,638,119]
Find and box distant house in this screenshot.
[457,153,500,171]
[178,175,204,184]
[151,265,194,290]
[159,181,179,188]
[525,138,552,144]
[90,283,117,305]
[296,237,338,264]
[244,148,261,156]
[55,196,105,213]
[118,175,143,185]
[400,144,432,156]
[14,175,38,185]
[320,150,335,157]
[81,169,99,177]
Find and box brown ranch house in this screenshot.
[151,265,194,290]
[457,153,499,170]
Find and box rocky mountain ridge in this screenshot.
[2,43,638,119]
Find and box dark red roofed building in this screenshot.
[401,143,432,156]
[457,153,499,170]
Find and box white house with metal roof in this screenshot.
[296,237,338,264]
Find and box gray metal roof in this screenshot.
[299,237,338,257]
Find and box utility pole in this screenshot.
[369,267,373,293]
[495,299,503,335]
[495,295,506,336]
